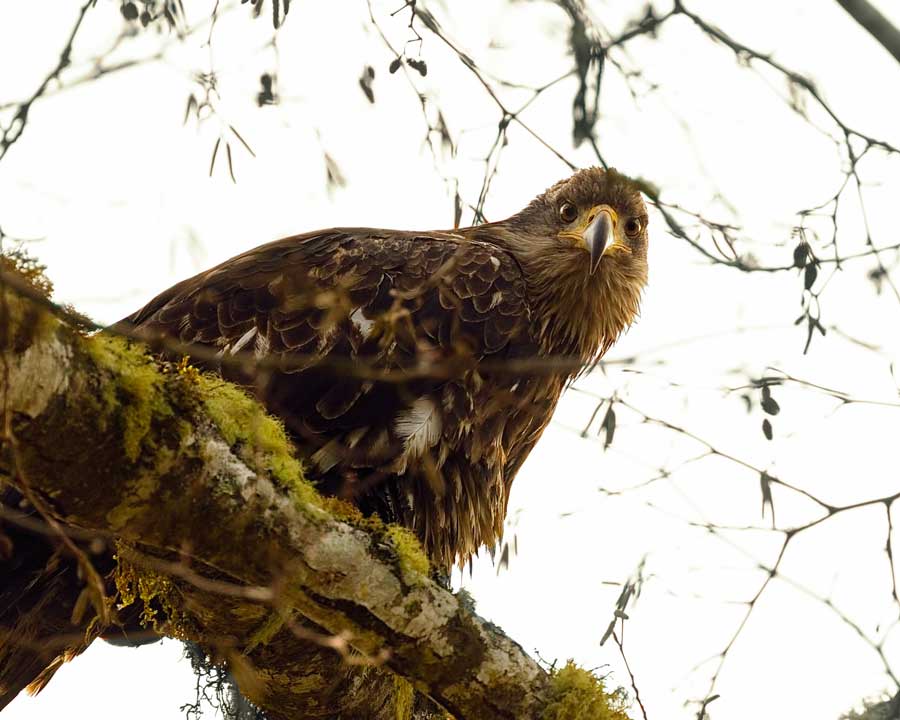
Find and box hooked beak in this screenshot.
[583,207,616,274]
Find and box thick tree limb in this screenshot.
[834,0,900,65]
[0,281,622,720]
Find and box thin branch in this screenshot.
[834,0,900,65]
[0,1,96,162]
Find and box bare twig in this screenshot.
[834,0,900,65]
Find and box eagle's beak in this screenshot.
[583,206,616,274]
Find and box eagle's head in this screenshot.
[508,166,649,275]
[496,166,650,361]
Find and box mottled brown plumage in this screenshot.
[119,166,649,570]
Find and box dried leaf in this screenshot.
[359,66,375,103]
[762,418,773,440]
[226,141,236,183]
[183,94,197,125]
[803,317,817,354]
[495,542,509,575]
[389,57,403,74]
[257,73,277,106]
[229,124,256,157]
[601,406,616,449]
[804,262,817,290]
[209,137,221,177]
[407,58,428,76]
[416,7,442,34]
[760,471,775,523]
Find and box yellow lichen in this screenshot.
[1,248,53,299]
[85,335,175,462]
[542,661,630,720]
[113,546,190,639]
[176,354,202,383]
[385,524,429,581]
[319,500,429,583]
[0,253,59,349]
[393,674,414,720]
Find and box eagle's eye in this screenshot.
[559,202,578,224]
[624,217,643,238]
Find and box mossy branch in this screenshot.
[0,268,627,720]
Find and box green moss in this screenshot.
[195,374,429,581]
[542,661,630,720]
[85,335,175,462]
[385,524,429,581]
[85,350,429,596]
[198,376,313,499]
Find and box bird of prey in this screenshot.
[120,166,650,570]
[0,166,649,711]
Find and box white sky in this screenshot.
[2,1,900,719]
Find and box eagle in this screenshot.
[118,166,650,570]
[0,166,649,711]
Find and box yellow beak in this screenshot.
[583,206,617,274]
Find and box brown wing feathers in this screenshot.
[118,229,546,568]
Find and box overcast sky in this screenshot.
[3,1,900,719]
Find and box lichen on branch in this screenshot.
[1,258,628,720]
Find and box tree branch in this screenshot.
[0,277,623,719]
[834,0,900,65]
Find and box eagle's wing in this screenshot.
[118,229,553,566]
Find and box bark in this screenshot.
[0,278,558,720]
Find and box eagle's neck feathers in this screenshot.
[466,224,647,368]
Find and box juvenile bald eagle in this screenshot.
[120,166,650,570]
[0,167,649,711]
